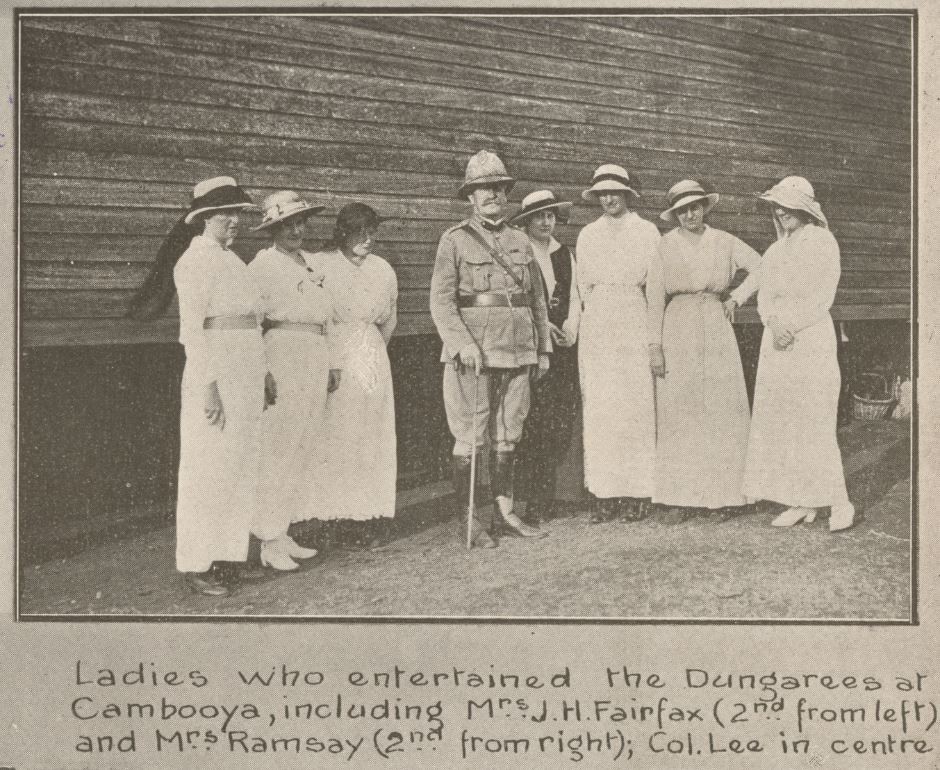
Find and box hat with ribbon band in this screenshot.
[183,176,256,224]
[582,164,640,201]
[509,189,573,225]
[660,179,719,223]
[252,190,325,231]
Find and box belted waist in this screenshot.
[203,315,259,330]
[669,291,721,300]
[458,293,531,308]
[266,320,326,335]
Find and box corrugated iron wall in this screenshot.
[20,13,912,347]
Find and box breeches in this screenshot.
[443,364,531,456]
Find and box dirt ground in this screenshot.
[20,420,911,621]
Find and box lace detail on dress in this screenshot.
[344,326,380,393]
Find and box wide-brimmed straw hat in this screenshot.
[252,190,325,231]
[458,150,516,197]
[758,176,828,228]
[183,176,256,224]
[660,179,719,223]
[582,164,640,201]
[509,189,573,225]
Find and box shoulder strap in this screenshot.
[462,225,526,290]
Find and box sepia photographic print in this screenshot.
[14,7,915,624]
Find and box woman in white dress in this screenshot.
[249,191,342,571]
[742,176,855,532]
[576,164,661,523]
[315,203,398,546]
[128,176,263,596]
[647,180,760,519]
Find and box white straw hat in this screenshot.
[660,179,719,223]
[252,190,325,231]
[758,176,828,228]
[582,164,640,201]
[509,189,573,224]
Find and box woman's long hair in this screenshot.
[126,214,199,320]
[324,202,382,251]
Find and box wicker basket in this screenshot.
[852,373,895,420]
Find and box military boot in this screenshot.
[452,454,496,549]
[492,451,546,538]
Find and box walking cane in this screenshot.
[467,365,481,550]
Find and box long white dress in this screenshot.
[575,212,661,499]
[742,224,850,508]
[248,247,337,539]
[173,235,265,573]
[315,250,398,520]
[646,226,760,508]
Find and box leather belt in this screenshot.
[203,315,258,330]
[266,320,326,335]
[672,291,720,299]
[458,293,531,308]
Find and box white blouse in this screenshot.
[757,224,841,334]
[174,234,262,385]
[576,212,661,300]
[249,246,335,326]
[646,225,761,345]
[249,246,341,367]
[314,250,398,368]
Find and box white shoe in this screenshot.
[260,541,299,571]
[771,507,817,527]
[829,503,856,532]
[284,535,318,560]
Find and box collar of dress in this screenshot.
[529,235,561,260]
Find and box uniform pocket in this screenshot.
[462,253,493,292]
[507,248,531,291]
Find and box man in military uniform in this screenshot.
[430,150,552,548]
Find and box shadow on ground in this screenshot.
[19,420,911,621]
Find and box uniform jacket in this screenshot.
[430,216,551,368]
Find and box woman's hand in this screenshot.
[723,298,738,321]
[536,353,550,381]
[531,353,551,383]
[773,330,795,351]
[549,322,572,348]
[204,381,225,430]
[264,372,277,408]
[649,344,666,378]
[327,368,342,393]
[768,318,795,351]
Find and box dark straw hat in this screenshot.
[183,176,256,224]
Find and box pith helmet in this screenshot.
[458,150,516,198]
